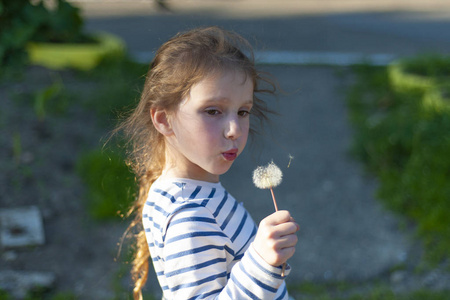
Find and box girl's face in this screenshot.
[164,70,254,183]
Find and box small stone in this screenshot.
[0,206,45,248]
[423,271,439,287]
[21,151,35,164]
[390,270,407,284]
[2,250,18,262]
[0,270,56,299]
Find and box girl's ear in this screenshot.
[151,108,173,136]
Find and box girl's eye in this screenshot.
[238,110,251,117]
[205,109,220,116]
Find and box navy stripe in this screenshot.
[248,250,283,279]
[153,239,164,248]
[166,231,227,244]
[200,188,216,206]
[143,214,155,225]
[187,288,223,300]
[154,188,177,203]
[224,245,235,256]
[230,272,258,299]
[165,257,226,277]
[166,244,224,261]
[162,203,205,241]
[238,262,277,293]
[189,186,202,199]
[236,225,257,255]
[231,211,248,242]
[208,188,216,198]
[154,204,170,217]
[212,191,228,217]
[153,221,161,231]
[220,200,238,231]
[276,286,287,300]
[145,201,155,207]
[171,203,203,215]
[168,216,216,227]
[170,271,227,292]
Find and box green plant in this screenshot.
[0,0,86,71]
[48,291,77,300]
[29,0,85,44]
[0,0,35,69]
[33,78,66,121]
[0,289,10,300]
[347,58,450,265]
[402,54,450,78]
[76,146,135,220]
[9,76,68,122]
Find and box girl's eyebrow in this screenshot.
[202,97,253,105]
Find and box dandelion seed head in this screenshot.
[252,161,283,189]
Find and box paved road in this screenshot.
[76,0,450,294]
[79,0,450,60]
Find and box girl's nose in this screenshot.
[224,118,242,140]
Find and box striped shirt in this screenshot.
[142,177,291,300]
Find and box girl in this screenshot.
[119,26,299,300]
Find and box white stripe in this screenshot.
[255,51,397,66]
[131,50,397,66]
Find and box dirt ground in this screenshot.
[0,66,140,299]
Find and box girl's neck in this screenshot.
[160,167,220,183]
[162,149,220,183]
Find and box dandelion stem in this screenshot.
[270,187,279,211]
[270,186,286,276]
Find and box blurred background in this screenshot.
[1,0,450,299]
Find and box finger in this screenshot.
[280,246,296,261]
[263,210,292,226]
[278,233,298,249]
[273,245,297,266]
[271,231,298,250]
[273,222,300,236]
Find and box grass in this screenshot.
[289,282,450,300]
[76,146,136,220]
[0,288,77,300]
[346,55,450,266]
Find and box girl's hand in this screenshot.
[252,210,299,267]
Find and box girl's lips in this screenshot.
[222,149,238,161]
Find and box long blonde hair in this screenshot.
[118,26,276,300]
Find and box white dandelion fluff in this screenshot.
[252,161,283,211]
[252,161,283,189]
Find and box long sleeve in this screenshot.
[142,178,290,300]
[160,206,289,299]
